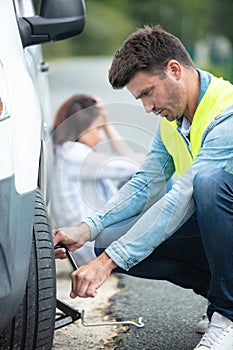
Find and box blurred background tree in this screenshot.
[35,0,233,81]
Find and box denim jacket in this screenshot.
[85,71,233,270]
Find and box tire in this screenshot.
[0,189,56,350]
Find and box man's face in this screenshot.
[126,65,187,122]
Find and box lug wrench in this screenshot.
[55,243,144,328]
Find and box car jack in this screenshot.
[55,300,144,330]
[55,299,81,330]
[55,244,144,330]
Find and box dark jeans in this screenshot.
[194,169,233,321]
[95,169,233,321]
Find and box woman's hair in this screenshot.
[109,25,195,89]
[53,94,100,144]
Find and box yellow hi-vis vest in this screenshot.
[160,75,233,177]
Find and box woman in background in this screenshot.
[51,94,145,265]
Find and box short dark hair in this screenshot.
[109,25,195,89]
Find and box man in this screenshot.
[53,25,233,349]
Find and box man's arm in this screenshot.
[53,115,233,298]
[85,129,175,241]
[103,113,233,270]
[53,167,194,298]
[105,166,195,270]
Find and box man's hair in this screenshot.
[109,25,195,89]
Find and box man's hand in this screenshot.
[52,222,91,259]
[70,252,118,298]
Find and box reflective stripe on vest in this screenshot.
[160,75,233,177]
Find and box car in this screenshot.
[0,0,86,348]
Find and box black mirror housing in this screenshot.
[18,0,86,48]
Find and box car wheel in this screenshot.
[0,189,56,350]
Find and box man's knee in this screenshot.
[194,168,222,191]
[193,168,225,204]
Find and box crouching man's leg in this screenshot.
[193,168,233,350]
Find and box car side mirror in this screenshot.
[18,0,86,48]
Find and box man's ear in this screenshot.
[167,60,182,80]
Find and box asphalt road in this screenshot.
[48,58,207,350]
[110,274,206,350]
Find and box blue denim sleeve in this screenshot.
[105,167,195,269]
[85,125,175,240]
[104,113,233,270]
[86,113,233,270]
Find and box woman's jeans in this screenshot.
[95,169,233,321]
